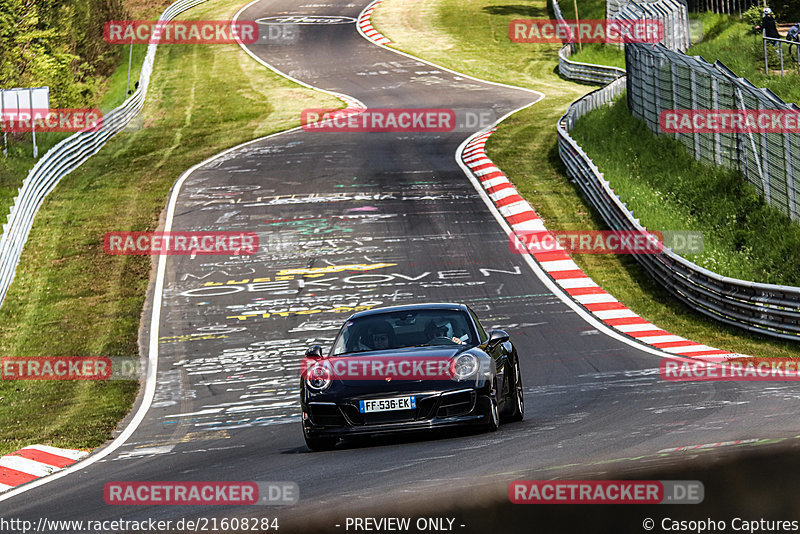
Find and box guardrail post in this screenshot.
[758,101,772,205]
[785,133,798,220]
[670,63,680,141]
[689,69,701,159]
[764,30,769,75]
[712,77,722,165]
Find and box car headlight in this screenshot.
[305,362,332,392]
[451,353,479,381]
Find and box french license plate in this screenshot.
[359,396,416,413]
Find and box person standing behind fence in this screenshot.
[788,22,800,55]
[760,8,781,45]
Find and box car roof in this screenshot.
[349,303,469,320]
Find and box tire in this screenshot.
[304,433,337,451]
[485,379,500,432]
[504,360,524,423]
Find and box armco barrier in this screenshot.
[557,78,800,341]
[551,0,626,85]
[558,44,626,85]
[0,0,209,306]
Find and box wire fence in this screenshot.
[614,0,691,51]
[558,78,800,341]
[626,42,800,221]
[685,0,759,14]
[0,0,209,306]
[762,34,800,76]
[549,4,800,341]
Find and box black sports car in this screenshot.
[300,303,524,451]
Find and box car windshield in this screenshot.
[331,309,478,355]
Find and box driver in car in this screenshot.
[425,319,469,345]
[355,321,394,351]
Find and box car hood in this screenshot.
[333,345,474,359]
[305,345,490,394]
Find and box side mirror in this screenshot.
[487,329,510,348]
[305,345,324,359]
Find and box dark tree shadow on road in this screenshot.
[482,4,548,17]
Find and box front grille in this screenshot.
[341,395,438,426]
[307,403,346,426]
[436,390,474,418]
[362,410,415,425]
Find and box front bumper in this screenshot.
[302,388,492,438]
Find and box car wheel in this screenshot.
[485,379,500,432]
[304,432,337,452]
[504,360,524,423]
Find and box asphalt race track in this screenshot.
[3,0,800,532]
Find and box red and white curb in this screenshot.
[462,128,743,362]
[0,445,88,493]
[321,93,367,123]
[358,0,392,46]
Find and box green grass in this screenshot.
[569,43,625,69]
[571,11,800,107]
[571,0,606,20]
[0,132,70,221]
[569,11,736,70]
[569,11,753,77]
[0,0,342,456]
[688,20,800,106]
[373,0,800,358]
[691,10,739,42]
[0,13,152,253]
[100,43,150,113]
[572,96,800,286]
[551,0,626,68]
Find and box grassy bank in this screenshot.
[567,10,800,107]
[569,11,734,70]
[0,0,159,256]
[373,0,800,357]
[572,97,800,286]
[0,0,342,456]
[569,43,625,69]
[688,19,800,105]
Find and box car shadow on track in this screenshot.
[280,421,532,454]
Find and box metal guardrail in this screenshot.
[762,33,800,76]
[551,0,627,85]
[558,44,626,84]
[557,78,800,341]
[626,42,800,222]
[0,0,209,306]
